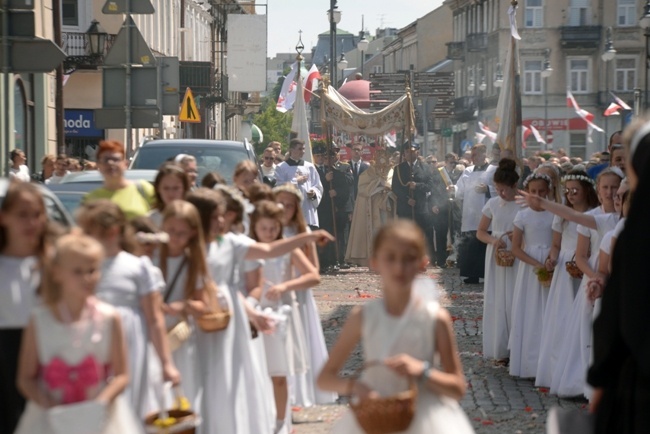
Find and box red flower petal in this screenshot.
[524,406,532,412]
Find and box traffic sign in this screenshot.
[179,88,201,123]
[103,16,156,67]
[461,139,473,152]
[1,39,67,73]
[546,131,554,144]
[102,0,155,14]
[95,107,161,129]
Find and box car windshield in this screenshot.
[131,146,250,183]
[53,192,85,215]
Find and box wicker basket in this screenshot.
[167,320,191,352]
[197,283,231,333]
[565,255,583,279]
[536,269,554,288]
[494,233,515,267]
[349,362,417,434]
[145,409,199,434]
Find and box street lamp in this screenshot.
[357,31,369,77]
[337,53,348,71]
[467,78,475,93]
[541,50,553,148]
[602,26,616,138]
[640,1,650,108]
[494,63,504,88]
[86,20,108,58]
[328,1,341,86]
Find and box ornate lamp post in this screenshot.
[601,27,616,138]
[541,49,553,148]
[357,31,369,77]
[328,1,342,86]
[494,62,504,89]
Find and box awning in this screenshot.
[251,124,263,144]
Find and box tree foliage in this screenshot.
[251,72,292,156]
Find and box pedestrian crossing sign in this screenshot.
[179,87,201,123]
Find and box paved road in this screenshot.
[293,266,588,433]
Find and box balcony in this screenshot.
[180,61,213,95]
[62,32,116,73]
[560,26,602,50]
[466,33,487,52]
[453,96,476,121]
[446,41,465,60]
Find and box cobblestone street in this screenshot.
[293,266,589,433]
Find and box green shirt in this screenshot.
[84,181,156,220]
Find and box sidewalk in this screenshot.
[293,266,587,433]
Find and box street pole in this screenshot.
[2,2,9,176]
[53,0,65,155]
[329,0,337,87]
[544,79,548,150]
[125,0,132,156]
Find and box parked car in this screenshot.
[47,170,158,214]
[0,178,74,227]
[129,139,259,183]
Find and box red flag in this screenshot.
[604,102,621,117]
[530,125,546,145]
[611,92,631,111]
[304,65,321,103]
[522,125,531,142]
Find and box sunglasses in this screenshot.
[564,188,580,195]
[263,157,274,161]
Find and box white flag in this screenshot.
[276,62,298,113]
[291,74,313,163]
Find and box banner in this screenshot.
[322,86,414,136]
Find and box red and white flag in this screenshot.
[522,125,531,143]
[610,92,632,111]
[566,88,603,132]
[530,124,546,145]
[304,65,321,103]
[478,121,497,143]
[604,102,621,117]
[276,62,299,113]
[475,132,487,144]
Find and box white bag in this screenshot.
[48,400,107,434]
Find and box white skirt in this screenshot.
[508,245,551,378]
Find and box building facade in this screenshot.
[445,0,646,158]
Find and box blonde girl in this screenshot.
[185,188,333,434]
[318,220,474,433]
[150,163,191,228]
[274,184,338,406]
[156,200,214,409]
[233,159,260,197]
[535,163,562,203]
[250,200,320,433]
[77,200,180,416]
[508,173,555,378]
[0,182,49,433]
[15,233,142,433]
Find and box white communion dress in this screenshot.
[14,302,143,434]
[333,298,475,434]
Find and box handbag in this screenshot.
[164,257,191,351]
[48,400,107,434]
[196,282,231,333]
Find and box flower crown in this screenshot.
[135,231,169,244]
[523,173,553,189]
[272,184,303,203]
[214,184,255,214]
[562,174,595,186]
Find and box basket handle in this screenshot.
[497,232,512,247]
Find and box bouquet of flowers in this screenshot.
[534,267,554,288]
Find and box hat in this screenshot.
[312,144,326,155]
[402,140,420,151]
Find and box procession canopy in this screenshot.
[322,85,415,136]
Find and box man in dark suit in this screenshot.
[391,141,435,259]
[349,142,370,200]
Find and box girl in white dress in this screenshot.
[318,220,474,434]
[508,173,555,378]
[476,159,521,363]
[0,182,49,434]
[275,184,338,406]
[185,188,334,434]
[15,233,143,434]
[77,200,180,416]
[535,171,599,387]
[250,200,319,433]
[149,163,191,228]
[519,169,623,396]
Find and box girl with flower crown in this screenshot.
[274,183,338,406]
[508,172,555,378]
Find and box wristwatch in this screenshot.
[420,361,432,381]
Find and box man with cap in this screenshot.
[275,138,323,229]
[314,143,353,271]
[391,140,435,259]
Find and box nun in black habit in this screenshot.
[588,119,650,434]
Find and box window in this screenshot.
[372,65,383,74]
[62,0,78,27]
[523,60,543,94]
[569,0,590,26]
[615,58,636,91]
[617,0,636,27]
[525,0,543,28]
[569,133,587,160]
[569,59,589,93]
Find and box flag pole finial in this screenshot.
[295,30,305,62]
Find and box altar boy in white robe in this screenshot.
[454,143,496,284]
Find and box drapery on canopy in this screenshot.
[321,86,415,136]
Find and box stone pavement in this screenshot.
[293,266,589,433]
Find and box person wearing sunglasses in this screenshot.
[260,147,277,179]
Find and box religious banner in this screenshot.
[322,86,414,136]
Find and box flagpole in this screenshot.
[320,73,340,264]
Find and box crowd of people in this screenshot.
[2,120,648,433]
